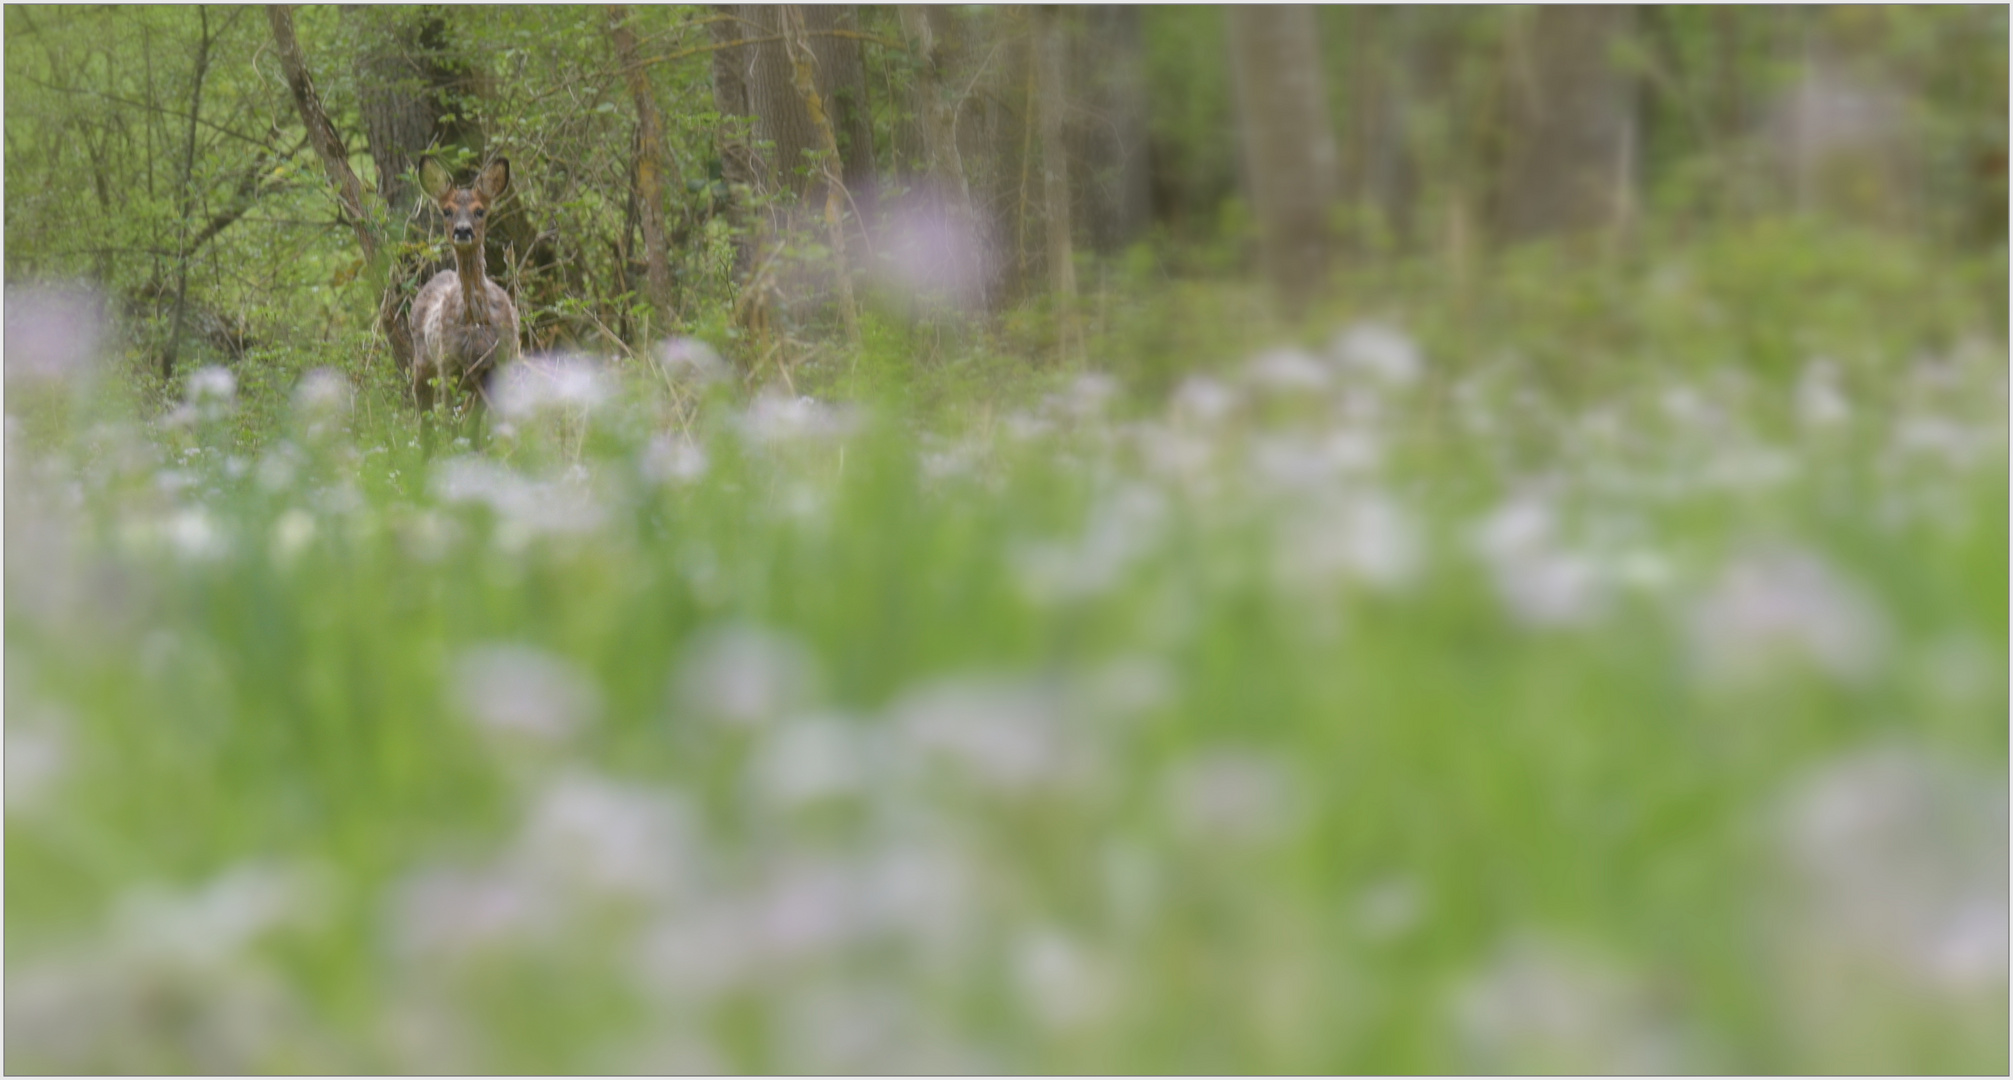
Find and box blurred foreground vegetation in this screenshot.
[5,4,2009,1074]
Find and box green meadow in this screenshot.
[7,224,2006,1072]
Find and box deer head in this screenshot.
[420,158,509,253]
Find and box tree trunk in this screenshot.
[1340,5,1420,252]
[1073,6,1150,255]
[739,4,822,201]
[608,4,676,327]
[349,6,483,228]
[1228,5,1340,318]
[163,4,213,381]
[799,5,875,222]
[267,4,408,362]
[1494,5,1639,243]
[708,5,762,282]
[268,5,376,260]
[780,4,862,348]
[1034,5,1080,364]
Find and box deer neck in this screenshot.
[453,242,490,325]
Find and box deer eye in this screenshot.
[473,209,486,219]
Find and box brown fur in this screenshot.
[408,158,520,416]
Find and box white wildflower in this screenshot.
[636,903,766,1001]
[750,713,874,810]
[391,866,561,961]
[655,337,731,385]
[1796,359,1852,428]
[165,507,229,562]
[675,624,821,727]
[640,433,709,485]
[1332,321,1423,387]
[1357,876,1425,942]
[1274,491,1420,591]
[1776,745,2008,993]
[513,770,695,904]
[4,284,107,384]
[1014,927,1118,1032]
[892,677,1069,794]
[1244,347,1332,394]
[1688,547,1887,686]
[1169,374,1240,426]
[113,861,328,970]
[1472,494,1607,628]
[1073,654,1177,723]
[430,456,609,542]
[268,509,317,566]
[1163,748,1297,846]
[1455,936,1693,1074]
[1012,483,1167,606]
[737,392,859,445]
[1048,372,1120,420]
[492,353,614,420]
[184,366,237,423]
[6,723,67,813]
[449,643,601,740]
[292,367,352,421]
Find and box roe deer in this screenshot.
[409,158,520,418]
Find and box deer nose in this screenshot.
[452,225,475,243]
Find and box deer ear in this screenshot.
[420,158,453,203]
[478,158,510,201]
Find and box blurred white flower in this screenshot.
[1891,415,2001,472]
[1134,424,1216,488]
[1244,347,1332,394]
[637,903,765,1001]
[1073,654,1177,723]
[640,433,709,485]
[892,677,1069,794]
[872,202,988,308]
[391,865,562,961]
[4,284,107,384]
[1014,927,1118,1032]
[1472,494,1607,627]
[1455,936,1692,1074]
[655,337,731,385]
[430,456,610,542]
[1170,374,1240,426]
[513,770,695,904]
[292,367,352,417]
[113,861,329,970]
[1776,744,2008,992]
[254,442,304,492]
[750,713,873,810]
[1274,491,1420,592]
[269,509,317,566]
[1163,748,1297,845]
[675,624,821,727]
[1356,876,1425,942]
[1797,359,1852,428]
[1048,372,1120,421]
[1332,321,1423,387]
[737,392,859,445]
[449,643,601,740]
[1688,547,1887,686]
[6,722,68,813]
[492,353,614,420]
[394,507,460,563]
[185,365,237,418]
[1012,483,1167,606]
[165,507,229,562]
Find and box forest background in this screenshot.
[4,5,2009,1075]
[6,5,2005,418]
